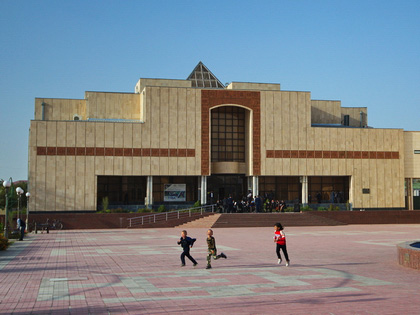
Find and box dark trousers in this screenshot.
[181,251,197,265]
[19,226,25,240]
[276,243,289,261]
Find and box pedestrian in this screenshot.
[177,230,198,267]
[206,229,227,269]
[255,195,262,212]
[17,217,26,241]
[273,223,290,266]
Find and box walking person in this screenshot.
[274,223,290,266]
[17,217,26,241]
[206,229,227,269]
[177,230,198,267]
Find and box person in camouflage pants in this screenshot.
[206,229,227,269]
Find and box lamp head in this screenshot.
[26,192,31,197]
[3,180,11,188]
[16,187,24,195]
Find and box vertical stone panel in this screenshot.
[65,156,75,210]
[168,88,178,175]
[186,88,196,175]
[35,156,46,211]
[289,92,298,150]
[75,156,85,210]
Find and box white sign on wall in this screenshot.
[164,184,186,202]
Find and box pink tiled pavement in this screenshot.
[1,224,420,314]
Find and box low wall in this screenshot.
[0,213,144,230]
[397,241,420,270]
[1,210,420,230]
[310,210,420,224]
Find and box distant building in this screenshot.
[28,62,420,211]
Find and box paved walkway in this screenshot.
[1,225,420,314]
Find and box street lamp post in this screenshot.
[25,192,31,232]
[16,187,24,224]
[3,179,11,239]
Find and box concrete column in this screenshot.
[407,178,413,210]
[302,176,308,205]
[200,176,207,205]
[145,176,153,208]
[349,175,354,210]
[252,176,259,198]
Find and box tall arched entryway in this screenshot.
[207,105,250,201]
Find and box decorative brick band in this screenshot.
[36,147,195,157]
[201,90,261,176]
[266,150,399,159]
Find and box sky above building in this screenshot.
[1,0,419,182]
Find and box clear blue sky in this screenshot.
[1,0,419,181]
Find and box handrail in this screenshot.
[127,204,216,227]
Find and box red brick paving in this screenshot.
[1,225,419,314]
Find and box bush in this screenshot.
[193,200,201,208]
[317,206,327,211]
[102,197,109,212]
[285,207,294,212]
[0,234,10,251]
[328,204,339,211]
[111,208,129,213]
[137,207,152,213]
[301,205,310,211]
[157,205,166,212]
[7,210,17,230]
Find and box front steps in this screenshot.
[177,214,222,228]
[186,212,347,228]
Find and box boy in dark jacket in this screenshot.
[177,230,198,267]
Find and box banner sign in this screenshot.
[164,184,186,202]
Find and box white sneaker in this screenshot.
[277,259,282,265]
[286,261,290,267]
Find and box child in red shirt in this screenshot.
[274,222,290,266]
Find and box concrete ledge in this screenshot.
[397,241,420,270]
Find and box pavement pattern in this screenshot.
[1,224,420,314]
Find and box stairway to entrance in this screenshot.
[177,212,347,228]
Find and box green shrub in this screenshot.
[7,210,17,230]
[328,204,339,211]
[317,206,327,211]
[301,205,310,211]
[193,200,201,208]
[285,207,294,212]
[157,205,166,212]
[0,234,10,251]
[102,197,109,212]
[137,207,151,213]
[110,208,129,213]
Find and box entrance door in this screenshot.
[208,175,247,201]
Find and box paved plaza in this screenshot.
[1,224,420,314]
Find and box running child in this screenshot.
[274,223,290,266]
[177,230,198,267]
[206,229,227,269]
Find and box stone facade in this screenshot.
[28,64,420,211]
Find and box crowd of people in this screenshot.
[212,190,345,213]
[214,192,287,213]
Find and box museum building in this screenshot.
[28,62,420,211]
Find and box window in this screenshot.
[211,107,246,162]
[97,176,147,208]
[414,150,420,154]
